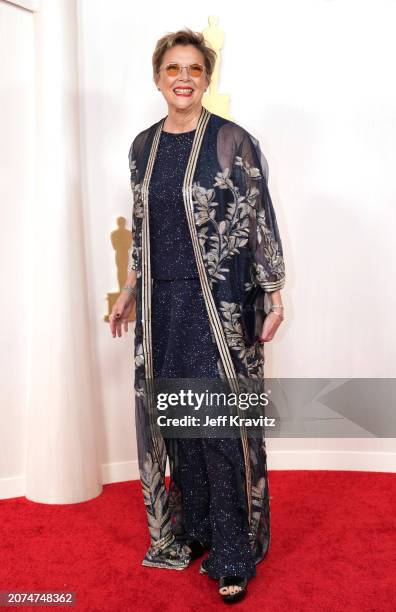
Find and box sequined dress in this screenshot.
[149,128,220,378]
[149,128,256,580]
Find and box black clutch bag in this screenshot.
[241,285,267,346]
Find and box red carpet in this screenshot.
[0,471,395,611]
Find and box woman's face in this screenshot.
[155,44,209,112]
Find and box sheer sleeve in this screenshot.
[230,127,286,293]
[128,137,143,274]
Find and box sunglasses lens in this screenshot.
[164,63,204,77]
[165,63,180,76]
[190,64,204,77]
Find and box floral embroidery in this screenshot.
[133,341,146,397]
[141,450,171,543]
[235,154,285,290]
[249,475,267,544]
[130,159,144,277]
[192,169,250,287]
[234,155,262,179]
[218,300,264,377]
[134,342,144,368]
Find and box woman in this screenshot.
[110,28,285,604]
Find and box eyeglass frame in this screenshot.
[157,62,207,77]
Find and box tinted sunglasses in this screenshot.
[160,62,206,78]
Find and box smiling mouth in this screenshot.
[173,88,194,96]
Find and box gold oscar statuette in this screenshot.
[202,16,233,120]
[104,216,136,323]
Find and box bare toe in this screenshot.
[219,586,230,595]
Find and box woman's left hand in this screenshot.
[258,311,284,343]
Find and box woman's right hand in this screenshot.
[109,292,135,338]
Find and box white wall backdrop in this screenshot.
[0,0,36,497]
[1,0,395,501]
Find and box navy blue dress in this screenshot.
[149,128,220,379]
[149,128,256,580]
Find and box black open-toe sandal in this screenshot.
[218,576,248,604]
